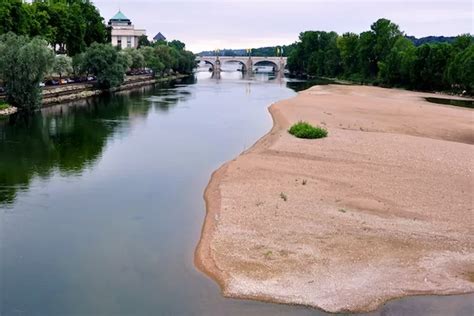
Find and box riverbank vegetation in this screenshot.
[287,19,473,95]
[0,100,10,110]
[0,0,196,111]
[0,34,55,110]
[288,121,328,139]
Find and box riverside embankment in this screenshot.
[0,74,188,116]
[195,84,474,313]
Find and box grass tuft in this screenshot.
[0,101,10,111]
[288,121,328,139]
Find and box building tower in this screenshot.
[108,11,146,49]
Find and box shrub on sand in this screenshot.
[288,121,328,139]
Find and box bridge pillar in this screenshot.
[279,57,285,73]
[245,57,253,73]
[213,57,221,74]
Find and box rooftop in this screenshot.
[153,32,167,41]
[110,10,130,21]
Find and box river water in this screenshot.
[1,72,472,315]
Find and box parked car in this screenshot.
[45,79,59,86]
[39,82,45,87]
[66,78,75,84]
[59,79,68,85]
[87,76,96,82]
[71,77,85,83]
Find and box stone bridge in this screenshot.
[198,56,287,73]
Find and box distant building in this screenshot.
[109,11,146,49]
[153,32,167,42]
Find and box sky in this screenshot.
[94,0,473,53]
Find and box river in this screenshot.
[0,71,472,315]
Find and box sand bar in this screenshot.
[195,85,474,313]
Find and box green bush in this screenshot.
[288,121,328,139]
[0,101,10,110]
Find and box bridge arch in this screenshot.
[253,60,279,72]
[197,56,287,74]
[221,59,247,72]
[201,59,215,71]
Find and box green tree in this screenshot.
[121,48,145,70]
[378,37,416,86]
[371,19,402,66]
[0,0,31,35]
[1,0,107,56]
[446,38,473,93]
[52,54,73,80]
[412,43,454,91]
[154,45,175,74]
[72,52,86,76]
[138,35,151,48]
[79,0,107,47]
[140,46,164,75]
[81,43,127,89]
[169,40,186,51]
[0,33,54,110]
[357,31,377,78]
[337,33,359,75]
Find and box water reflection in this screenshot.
[0,80,194,206]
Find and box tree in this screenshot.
[0,33,54,110]
[81,43,128,89]
[138,35,150,48]
[337,33,359,75]
[154,45,175,74]
[0,0,31,36]
[79,0,107,47]
[412,43,454,91]
[169,40,185,51]
[65,2,86,56]
[53,54,73,80]
[140,46,164,75]
[1,0,107,56]
[378,37,416,86]
[446,40,474,93]
[121,48,145,70]
[370,19,402,65]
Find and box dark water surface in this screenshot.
[1,72,472,315]
[425,96,474,108]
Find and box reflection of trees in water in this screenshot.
[0,79,194,206]
[285,77,336,92]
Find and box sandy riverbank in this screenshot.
[195,84,474,313]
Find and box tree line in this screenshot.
[0,0,196,111]
[287,19,473,94]
[0,0,107,56]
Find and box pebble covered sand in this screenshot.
[195,85,474,313]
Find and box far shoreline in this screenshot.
[0,74,191,117]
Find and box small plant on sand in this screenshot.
[0,101,10,111]
[280,192,288,202]
[288,121,328,139]
[338,208,346,213]
[302,179,307,185]
[264,250,273,259]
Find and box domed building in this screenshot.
[108,11,146,49]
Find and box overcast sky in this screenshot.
[94,0,473,53]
